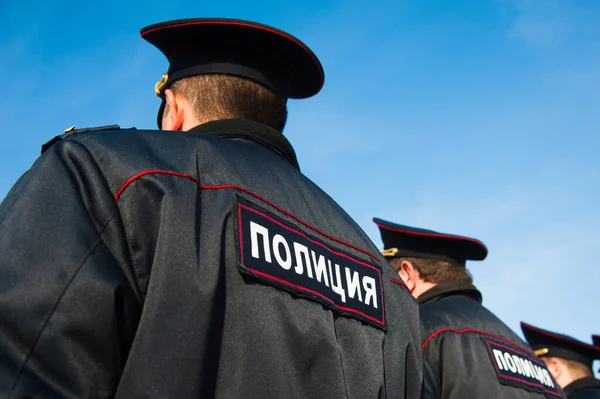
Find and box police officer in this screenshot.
[594,335,600,376]
[374,218,564,398]
[0,19,423,398]
[522,323,600,398]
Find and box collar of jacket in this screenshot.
[188,119,300,170]
[563,376,600,395]
[417,281,483,305]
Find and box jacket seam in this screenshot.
[8,210,120,397]
[74,140,143,301]
[421,328,531,352]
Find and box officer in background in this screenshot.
[374,218,564,398]
[0,19,423,398]
[594,335,600,376]
[522,323,600,398]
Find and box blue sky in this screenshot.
[1,0,599,372]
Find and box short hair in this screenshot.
[547,357,594,377]
[390,257,473,284]
[171,74,288,131]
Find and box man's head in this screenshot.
[390,256,472,299]
[541,357,593,388]
[521,322,600,388]
[141,18,324,130]
[373,218,487,299]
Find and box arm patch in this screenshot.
[483,337,562,397]
[235,197,385,330]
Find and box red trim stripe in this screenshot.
[141,20,324,84]
[238,202,384,325]
[373,219,486,248]
[421,328,532,352]
[489,340,533,358]
[390,278,408,289]
[113,169,380,263]
[113,170,200,200]
[240,204,380,272]
[424,328,561,396]
[484,338,562,396]
[521,322,600,352]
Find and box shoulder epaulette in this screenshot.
[41,124,137,154]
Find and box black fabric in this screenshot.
[41,124,130,154]
[187,118,299,170]
[166,42,292,98]
[563,377,600,399]
[417,281,482,304]
[521,322,600,368]
[0,119,422,398]
[419,282,565,398]
[373,217,487,264]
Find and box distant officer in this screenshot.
[0,18,423,398]
[374,218,564,398]
[594,335,600,375]
[522,322,600,398]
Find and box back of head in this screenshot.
[543,357,593,389]
[170,74,288,131]
[554,357,594,378]
[389,256,473,284]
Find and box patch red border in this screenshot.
[484,338,562,397]
[237,202,385,328]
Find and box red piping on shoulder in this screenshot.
[389,278,408,289]
[113,170,199,200]
[114,169,380,263]
[421,328,532,352]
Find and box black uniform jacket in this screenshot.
[0,119,422,398]
[419,282,565,399]
[563,377,600,399]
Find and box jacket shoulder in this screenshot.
[41,124,138,154]
[420,295,525,346]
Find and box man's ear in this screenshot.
[398,260,419,292]
[162,89,184,131]
[544,357,562,381]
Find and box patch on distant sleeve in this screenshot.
[483,337,562,397]
[235,197,385,330]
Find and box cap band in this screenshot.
[542,345,594,367]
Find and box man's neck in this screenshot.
[413,281,438,299]
[558,371,593,389]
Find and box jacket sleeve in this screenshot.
[382,273,423,398]
[0,140,141,398]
